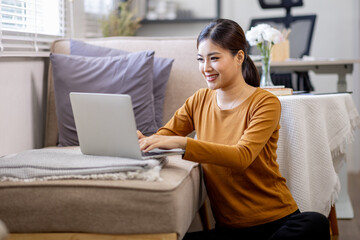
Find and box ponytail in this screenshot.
[242,55,260,87]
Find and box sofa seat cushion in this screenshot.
[0,153,204,239]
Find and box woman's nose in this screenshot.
[204,61,212,72]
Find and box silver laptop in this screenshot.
[69,92,185,160]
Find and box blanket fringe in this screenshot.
[328,175,341,215]
[331,111,360,159]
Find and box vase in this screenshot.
[260,55,274,87]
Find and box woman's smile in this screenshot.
[205,74,219,82]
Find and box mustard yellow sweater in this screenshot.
[157,87,298,228]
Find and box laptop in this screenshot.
[69,92,185,160]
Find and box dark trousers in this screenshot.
[183,210,330,240]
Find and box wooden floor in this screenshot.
[332,173,360,240]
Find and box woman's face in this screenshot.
[197,39,243,90]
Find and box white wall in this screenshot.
[0,58,48,156]
[137,0,360,172]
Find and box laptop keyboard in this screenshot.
[141,151,163,157]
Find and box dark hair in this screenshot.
[197,18,260,87]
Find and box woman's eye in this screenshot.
[211,57,219,61]
[197,57,204,62]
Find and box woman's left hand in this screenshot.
[139,135,187,152]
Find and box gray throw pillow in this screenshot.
[50,51,157,146]
[70,39,174,127]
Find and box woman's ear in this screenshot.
[236,50,245,65]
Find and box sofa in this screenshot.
[0,37,210,240]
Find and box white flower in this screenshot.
[263,27,283,44]
[245,24,283,46]
[246,24,270,46]
[245,24,270,46]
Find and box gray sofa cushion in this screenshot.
[50,51,158,146]
[70,39,174,128]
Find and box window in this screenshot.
[0,0,65,56]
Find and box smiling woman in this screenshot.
[0,0,65,56]
[138,18,331,240]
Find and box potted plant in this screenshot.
[102,0,142,37]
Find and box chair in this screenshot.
[248,0,316,91]
[258,0,304,16]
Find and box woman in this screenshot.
[138,19,330,240]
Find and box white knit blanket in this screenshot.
[0,148,164,182]
[277,93,360,216]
